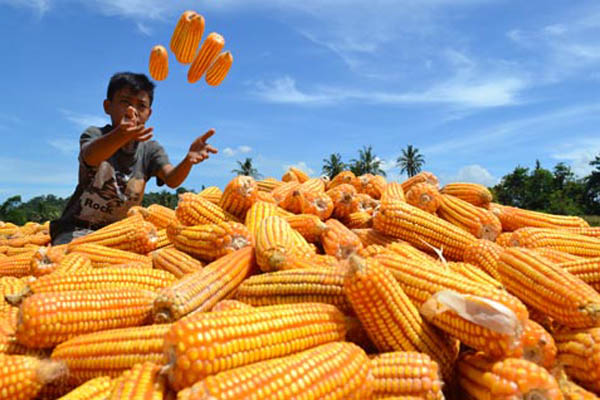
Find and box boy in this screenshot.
[50,72,217,245]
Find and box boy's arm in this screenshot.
[157,129,217,188]
[81,109,153,167]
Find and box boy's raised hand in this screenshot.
[119,106,154,142]
[186,129,218,164]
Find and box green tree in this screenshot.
[584,154,600,214]
[396,145,424,178]
[493,166,530,208]
[322,153,347,180]
[553,162,575,190]
[232,158,261,179]
[350,146,386,176]
[525,160,555,210]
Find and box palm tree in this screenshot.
[232,158,261,179]
[396,145,424,178]
[322,153,347,180]
[350,146,386,176]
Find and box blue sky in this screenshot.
[1,0,600,202]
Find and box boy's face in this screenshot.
[103,87,152,127]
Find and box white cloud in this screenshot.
[441,165,498,187]
[543,24,567,36]
[136,22,152,36]
[253,77,335,105]
[551,137,600,177]
[59,109,108,130]
[283,161,315,176]
[222,145,253,157]
[0,0,50,15]
[48,139,79,155]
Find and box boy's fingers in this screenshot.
[206,145,218,154]
[200,129,215,142]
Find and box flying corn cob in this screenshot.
[343,255,457,381]
[57,376,113,400]
[437,194,502,241]
[554,327,600,393]
[51,324,171,386]
[176,192,230,226]
[16,288,155,348]
[370,351,444,400]
[197,186,222,204]
[498,247,600,328]
[188,32,225,83]
[234,268,353,313]
[440,182,493,208]
[462,239,503,280]
[166,221,251,262]
[176,342,372,400]
[0,354,68,400]
[400,171,439,193]
[162,302,348,390]
[405,182,441,214]
[128,204,176,230]
[153,246,255,322]
[170,11,205,64]
[68,215,157,254]
[148,45,168,81]
[151,246,203,278]
[373,199,477,260]
[68,243,152,268]
[321,218,364,259]
[107,361,165,400]
[510,227,600,258]
[490,203,589,231]
[376,253,529,358]
[558,257,600,292]
[457,351,562,400]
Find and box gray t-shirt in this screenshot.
[54,125,170,233]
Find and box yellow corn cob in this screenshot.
[379,181,406,209]
[446,262,503,289]
[68,243,152,268]
[218,175,258,220]
[343,256,457,381]
[210,299,252,312]
[440,182,493,208]
[16,288,155,348]
[30,245,68,277]
[510,227,600,258]
[298,188,334,220]
[282,166,310,183]
[350,193,379,215]
[255,216,295,272]
[344,211,373,229]
[162,302,348,390]
[256,177,283,192]
[352,228,403,248]
[357,244,388,258]
[376,253,529,358]
[384,241,438,263]
[0,251,35,277]
[322,218,364,259]
[558,227,600,239]
[176,192,230,226]
[234,268,352,314]
[107,362,165,400]
[283,213,328,243]
[176,342,372,400]
[496,231,513,247]
[255,190,276,204]
[0,276,27,308]
[374,200,477,260]
[300,176,326,193]
[68,215,157,254]
[151,247,203,278]
[51,324,171,385]
[50,253,93,276]
[148,45,168,81]
[462,239,503,280]
[357,173,387,199]
[405,182,441,214]
[504,319,557,369]
[528,308,562,335]
[271,181,301,204]
[153,228,170,250]
[289,228,316,258]
[533,248,583,264]
[327,183,357,220]
[170,10,205,64]
[205,51,233,86]
[197,186,222,205]
[491,203,589,232]
[553,368,599,400]
[4,245,40,257]
[188,32,225,83]
[457,352,562,400]
[244,201,278,239]
[400,171,439,193]
[437,194,502,241]
[166,221,251,262]
[0,354,68,400]
[558,258,600,292]
[153,246,255,322]
[498,247,600,328]
[554,328,600,393]
[57,376,113,400]
[370,351,444,400]
[128,204,176,230]
[327,171,356,190]
[0,317,49,357]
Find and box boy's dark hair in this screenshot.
[107,72,156,105]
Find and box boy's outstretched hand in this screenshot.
[119,106,154,143]
[186,129,218,164]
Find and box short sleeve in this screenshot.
[78,126,106,167]
[146,141,171,186]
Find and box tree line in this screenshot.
[1,146,599,225]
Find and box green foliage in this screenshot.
[231,158,261,179]
[396,145,424,178]
[349,146,386,176]
[322,153,347,180]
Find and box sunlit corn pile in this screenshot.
[1,168,600,399]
